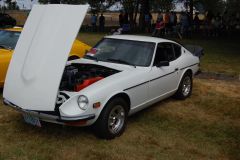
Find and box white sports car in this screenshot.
[3,5,200,139]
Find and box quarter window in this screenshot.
[153,43,175,66]
[173,44,181,59]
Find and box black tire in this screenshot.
[174,71,192,100]
[93,97,128,139]
[68,56,79,61]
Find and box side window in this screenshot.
[173,44,181,59]
[153,43,175,66]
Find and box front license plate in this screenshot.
[22,113,41,127]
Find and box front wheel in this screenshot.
[174,72,192,100]
[93,98,128,139]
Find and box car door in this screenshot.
[172,43,183,85]
[148,42,179,102]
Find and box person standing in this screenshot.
[152,15,165,37]
[193,13,200,33]
[91,13,97,32]
[157,12,163,22]
[99,13,105,32]
[180,12,190,37]
[122,12,130,33]
[204,11,213,37]
[169,11,177,32]
[119,11,124,27]
[164,11,170,34]
[236,12,240,30]
[145,12,151,33]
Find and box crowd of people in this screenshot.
[90,11,240,38]
[152,11,240,38]
[201,11,240,37]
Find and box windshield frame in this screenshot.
[83,38,156,67]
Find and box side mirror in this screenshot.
[156,61,169,67]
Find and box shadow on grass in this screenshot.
[128,97,173,122]
[10,96,174,140]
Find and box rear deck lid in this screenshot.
[3,4,88,111]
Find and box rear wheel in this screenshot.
[175,72,192,100]
[94,97,128,139]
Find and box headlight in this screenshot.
[77,95,88,110]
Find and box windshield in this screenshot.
[0,30,21,49]
[84,38,155,67]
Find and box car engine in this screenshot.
[59,63,120,92]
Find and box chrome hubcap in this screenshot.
[108,105,125,134]
[182,76,191,97]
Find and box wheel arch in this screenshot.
[177,68,193,89]
[185,69,193,76]
[68,55,80,61]
[104,92,131,112]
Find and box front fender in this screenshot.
[59,90,130,125]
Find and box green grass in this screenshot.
[0,80,240,160]
[78,32,240,76]
[0,34,240,159]
[78,32,106,46]
[179,38,240,76]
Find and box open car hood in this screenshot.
[3,4,88,111]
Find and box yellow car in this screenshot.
[0,27,91,87]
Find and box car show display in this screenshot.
[3,5,200,139]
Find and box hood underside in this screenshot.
[3,4,88,111]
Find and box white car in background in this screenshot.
[3,5,200,139]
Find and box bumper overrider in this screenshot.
[3,98,95,126]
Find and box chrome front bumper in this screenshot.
[3,98,95,125]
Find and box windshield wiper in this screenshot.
[107,58,136,68]
[84,55,99,62]
[0,44,12,50]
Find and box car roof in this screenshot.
[105,35,175,44]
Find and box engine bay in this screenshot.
[59,63,120,92]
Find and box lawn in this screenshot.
[0,79,239,160]
[78,32,240,76]
[0,33,239,160]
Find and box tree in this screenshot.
[151,0,174,12]
[178,0,225,25]
[121,0,151,30]
[4,0,19,10]
[138,0,174,30]
[225,0,240,14]
[194,0,225,13]
[39,0,115,14]
[121,0,139,29]
[39,0,88,4]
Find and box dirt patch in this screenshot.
[196,71,239,81]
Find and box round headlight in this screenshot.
[77,95,88,110]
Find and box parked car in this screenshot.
[3,5,200,139]
[0,27,91,87]
[0,13,16,27]
[3,34,200,139]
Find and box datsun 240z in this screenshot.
[3,5,200,139]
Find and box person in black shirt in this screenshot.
[99,13,105,32]
[119,11,124,27]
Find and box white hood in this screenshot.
[3,4,88,111]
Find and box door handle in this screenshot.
[175,68,179,71]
